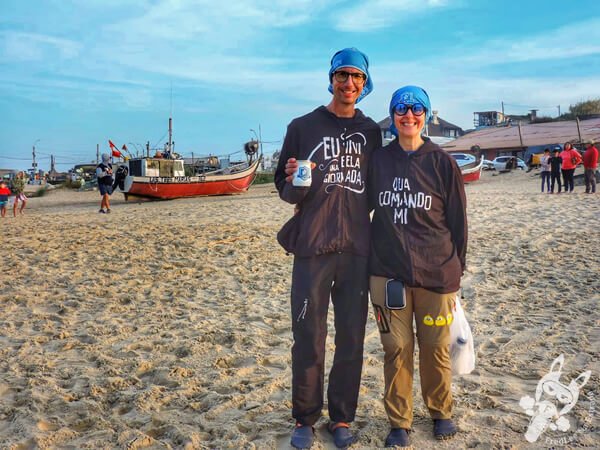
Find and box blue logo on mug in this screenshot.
[297,166,310,181]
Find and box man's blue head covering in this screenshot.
[388,85,432,137]
[328,47,373,104]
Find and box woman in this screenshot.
[559,142,582,193]
[367,86,468,447]
[11,171,28,216]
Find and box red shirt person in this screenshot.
[559,142,583,192]
[0,180,11,217]
[583,139,598,194]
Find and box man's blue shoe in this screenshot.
[384,428,410,447]
[327,422,357,448]
[290,423,314,449]
[433,418,457,440]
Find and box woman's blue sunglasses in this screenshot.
[393,103,426,116]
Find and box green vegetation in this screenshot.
[28,185,49,197]
[560,98,600,120]
[531,98,600,124]
[254,172,274,185]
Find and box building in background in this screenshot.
[442,117,600,162]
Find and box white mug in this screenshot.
[292,160,312,187]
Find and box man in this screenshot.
[274,48,381,449]
[96,153,114,213]
[583,139,598,194]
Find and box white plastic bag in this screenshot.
[449,295,475,375]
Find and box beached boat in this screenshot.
[114,155,261,200]
[460,156,484,183]
[113,118,261,200]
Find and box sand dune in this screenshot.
[0,169,598,449]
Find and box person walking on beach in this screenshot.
[540,148,551,193]
[367,85,467,447]
[559,142,582,193]
[549,147,562,194]
[0,179,11,217]
[582,139,598,194]
[274,47,381,449]
[96,153,114,213]
[11,171,28,216]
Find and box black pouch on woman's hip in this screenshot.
[385,279,406,310]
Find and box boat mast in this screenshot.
[168,83,173,155]
[168,117,172,154]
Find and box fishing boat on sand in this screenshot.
[112,119,262,200]
[460,156,484,183]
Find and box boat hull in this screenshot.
[460,156,483,183]
[121,159,260,200]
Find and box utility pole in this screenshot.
[557,105,561,117]
[146,141,150,158]
[32,139,40,177]
[518,121,524,150]
[96,144,99,164]
[501,101,505,121]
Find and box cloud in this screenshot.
[1,1,599,132]
[103,0,331,46]
[333,0,451,31]
[453,17,600,66]
[0,31,82,62]
[363,49,600,130]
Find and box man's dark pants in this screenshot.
[584,168,597,193]
[551,171,561,193]
[290,253,368,426]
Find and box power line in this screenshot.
[502,102,559,110]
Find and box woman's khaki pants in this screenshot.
[370,276,456,429]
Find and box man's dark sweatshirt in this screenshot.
[274,106,381,257]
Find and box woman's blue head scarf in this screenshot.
[328,47,373,104]
[388,85,432,137]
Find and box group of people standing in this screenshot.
[0,171,28,218]
[275,48,467,449]
[538,141,598,194]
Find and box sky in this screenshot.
[1,0,599,172]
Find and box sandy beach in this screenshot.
[0,169,598,449]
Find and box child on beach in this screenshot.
[549,147,562,194]
[540,148,551,193]
[0,179,11,217]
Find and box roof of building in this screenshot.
[442,117,600,152]
[429,117,464,135]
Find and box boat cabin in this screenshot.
[128,158,185,177]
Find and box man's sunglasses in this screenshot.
[333,70,367,84]
[393,103,426,116]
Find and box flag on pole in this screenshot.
[109,140,122,158]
